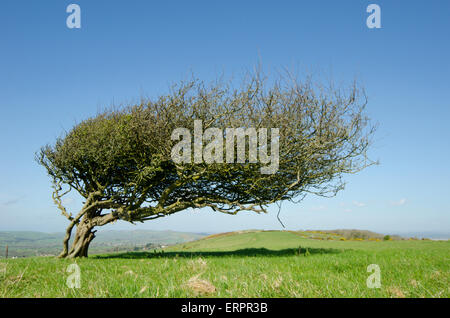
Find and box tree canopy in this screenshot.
[37,70,375,258]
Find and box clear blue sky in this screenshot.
[0,0,449,235]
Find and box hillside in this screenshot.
[303,229,403,240]
[163,230,427,254]
[0,230,207,258]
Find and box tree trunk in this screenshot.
[66,222,96,258]
[58,210,118,258]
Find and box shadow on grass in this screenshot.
[94,247,342,259]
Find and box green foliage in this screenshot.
[38,72,375,219]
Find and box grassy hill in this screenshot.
[0,230,448,297]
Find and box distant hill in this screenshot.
[392,231,450,240]
[193,229,406,244]
[162,229,445,256]
[302,229,449,241]
[304,229,404,240]
[0,230,207,258]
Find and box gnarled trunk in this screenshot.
[58,210,118,258]
[58,218,96,258]
[66,223,96,258]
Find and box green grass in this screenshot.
[0,230,448,298]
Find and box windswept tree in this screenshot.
[37,70,376,258]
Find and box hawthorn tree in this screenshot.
[37,71,375,258]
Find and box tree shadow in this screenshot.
[94,247,342,259]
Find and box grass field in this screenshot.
[0,230,448,298]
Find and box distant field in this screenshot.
[0,230,206,258]
[0,230,448,298]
